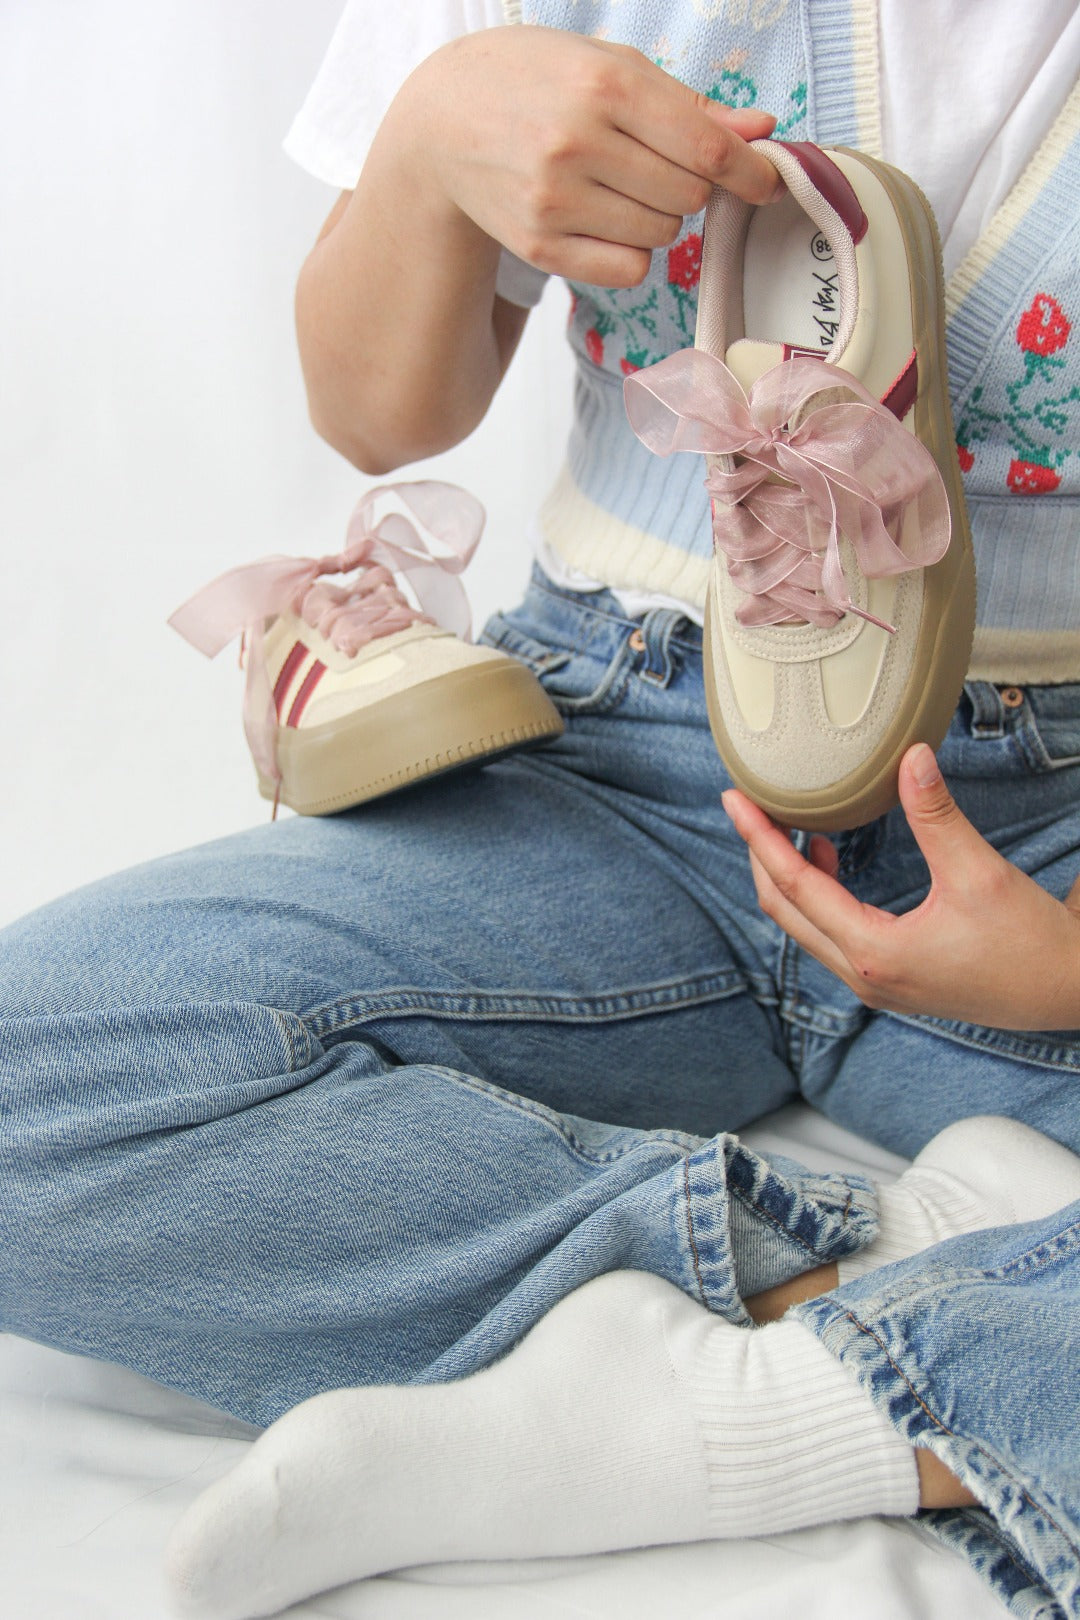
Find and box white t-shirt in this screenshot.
[285,0,546,308]
[284,1,1080,617]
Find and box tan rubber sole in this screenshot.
[704,150,977,833]
[258,655,564,816]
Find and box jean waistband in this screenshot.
[517,565,704,660]
[514,567,1080,730]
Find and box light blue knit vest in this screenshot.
[513,0,1080,681]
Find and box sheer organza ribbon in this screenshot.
[168,481,484,784]
[624,350,951,629]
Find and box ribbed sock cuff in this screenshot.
[837,1171,989,1282]
[688,1318,920,1536]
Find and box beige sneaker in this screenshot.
[627,141,975,832]
[169,482,563,816]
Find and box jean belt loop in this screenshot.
[637,609,683,688]
[963,679,1007,739]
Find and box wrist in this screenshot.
[371,60,504,278]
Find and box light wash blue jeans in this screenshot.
[2,571,1079,1618]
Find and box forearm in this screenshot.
[293,28,782,475]
[295,85,524,474]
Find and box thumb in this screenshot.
[897,743,981,879]
[714,107,779,138]
[1066,869,1080,915]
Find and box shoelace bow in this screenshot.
[625,350,951,630]
[168,481,484,785]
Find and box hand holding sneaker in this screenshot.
[723,743,1080,1031]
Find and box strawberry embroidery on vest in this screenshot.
[956,292,1079,494]
[1016,292,1071,357]
[667,234,702,292]
[666,232,702,344]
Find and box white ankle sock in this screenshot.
[838,1115,1080,1284]
[164,1272,918,1620]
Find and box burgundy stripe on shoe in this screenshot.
[273,641,308,720]
[880,349,919,420]
[286,661,326,727]
[778,345,919,420]
[775,142,869,244]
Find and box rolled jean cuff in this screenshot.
[680,1135,880,1321]
[792,1209,1080,1620]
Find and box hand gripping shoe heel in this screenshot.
[169,481,563,816]
[626,140,975,832]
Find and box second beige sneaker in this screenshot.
[169,482,563,816]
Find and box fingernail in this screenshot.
[909,743,941,789]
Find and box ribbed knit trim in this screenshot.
[501,0,523,21]
[969,628,1080,686]
[539,465,712,610]
[946,75,1080,322]
[689,1319,919,1533]
[803,0,876,149]
[849,0,883,157]
[966,494,1080,680]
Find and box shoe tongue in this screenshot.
[723,338,788,394]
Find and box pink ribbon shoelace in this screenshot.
[168,481,485,786]
[624,350,951,630]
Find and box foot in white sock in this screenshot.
[838,1115,1080,1284]
[164,1271,918,1620]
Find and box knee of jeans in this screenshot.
[1,884,154,1017]
[0,882,258,1019]
[2,995,321,1195]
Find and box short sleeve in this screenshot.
[495,254,550,309]
[284,0,549,306]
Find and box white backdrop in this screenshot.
[0,0,574,928]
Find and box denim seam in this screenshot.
[274,1010,315,1072]
[728,968,780,1010]
[681,1141,750,1321]
[792,943,807,1077]
[821,1221,1080,1323]
[934,1509,1069,1610]
[779,997,864,1039]
[303,970,749,1040]
[984,1217,1080,1281]
[727,1183,856,1263]
[886,1010,1080,1073]
[417,1065,700,1168]
[834,1309,1079,1564]
[525,582,640,653]
[682,1155,710,1306]
[548,647,634,715]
